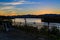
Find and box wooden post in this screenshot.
[48,22,50,37]
[48,22,49,29]
[24,18,27,27]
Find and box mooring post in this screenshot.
[24,18,27,27]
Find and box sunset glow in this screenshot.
[0,0,60,15]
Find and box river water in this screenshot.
[12,18,60,29]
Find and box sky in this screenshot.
[0,0,60,16]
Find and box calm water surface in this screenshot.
[12,18,60,29]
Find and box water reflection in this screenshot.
[12,18,41,23]
[12,18,60,29]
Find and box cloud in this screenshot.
[0,0,40,11]
[0,1,25,5]
[0,0,40,6]
[0,6,15,10]
[3,2,23,5]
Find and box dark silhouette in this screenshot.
[0,14,60,40]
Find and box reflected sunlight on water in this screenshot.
[12,18,42,23]
[12,18,60,29]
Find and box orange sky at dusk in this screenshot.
[0,0,60,16]
[31,10,60,15]
[0,11,17,16]
[0,9,60,16]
